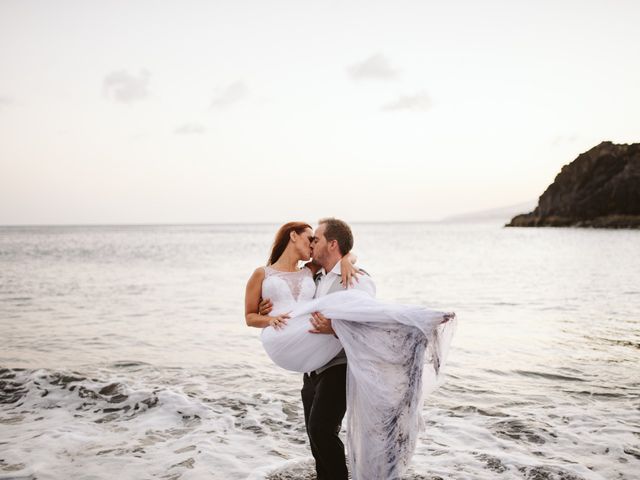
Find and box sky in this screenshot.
[1,0,639,224]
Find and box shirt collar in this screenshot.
[320,261,341,277]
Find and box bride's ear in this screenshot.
[290,231,297,243]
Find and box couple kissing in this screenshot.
[245,218,456,480]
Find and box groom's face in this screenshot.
[311,224,329,266]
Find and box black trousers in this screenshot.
[301,364,348,480]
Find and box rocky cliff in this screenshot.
[507,141,640,228]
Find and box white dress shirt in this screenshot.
[311,260,376,374]
[315,261,376,298]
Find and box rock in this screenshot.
[506,141,640,228]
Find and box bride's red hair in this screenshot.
[268,221,312,265]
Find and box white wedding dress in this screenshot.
[260,266,456,480]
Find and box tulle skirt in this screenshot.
[261,289,456,480]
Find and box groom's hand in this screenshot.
[309,312,336,336]
[258,298,273,316]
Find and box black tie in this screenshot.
[314,271,324,284]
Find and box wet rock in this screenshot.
[171,457,195,469]
[107,394,128,404]
[174,445,197,454]
[493,419,548,445]
[50,373,86,387]
[141,396,159,409]
[477,453,507,473]
[102,405,131,413]
[624,447,640,461]
[99,383,122,395]
[0,380,27,404]
[518,465,584,480]
[0,460,26,472]
[78,386,100,399]
[0,369,17,380]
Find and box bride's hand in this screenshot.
[269,312,290,330]
[340,253,360,289]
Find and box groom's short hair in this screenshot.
[319,217,353,256]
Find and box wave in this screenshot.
[0,367,176,424]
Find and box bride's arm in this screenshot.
[245,268,289,329]
[340,251,360,288]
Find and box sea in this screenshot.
[1,222,639,480]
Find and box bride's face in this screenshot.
[293,227,314,261]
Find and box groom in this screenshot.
[261,217,375,480]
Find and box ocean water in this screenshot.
[1,222,639,480]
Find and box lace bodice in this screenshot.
[261,266,316,315]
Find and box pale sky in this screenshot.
[1,0,639,224]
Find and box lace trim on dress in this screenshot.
[264,266,312,302]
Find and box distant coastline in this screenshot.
[442,201,537,223]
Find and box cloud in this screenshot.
[0,96,13,109]
[347,53,399,80]
[551,134,578,146]
[175,123,206,135]
[210,81,248,109]
[103,69,150,104]
[128,132,148,142]
[380,91,432,112]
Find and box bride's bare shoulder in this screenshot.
[255,266,267,275]
[247,266,267,283]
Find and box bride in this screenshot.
[245,220,456,480]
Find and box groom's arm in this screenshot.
[258,297,273,316]
[309,312,336,336]
[309,272,376,335]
